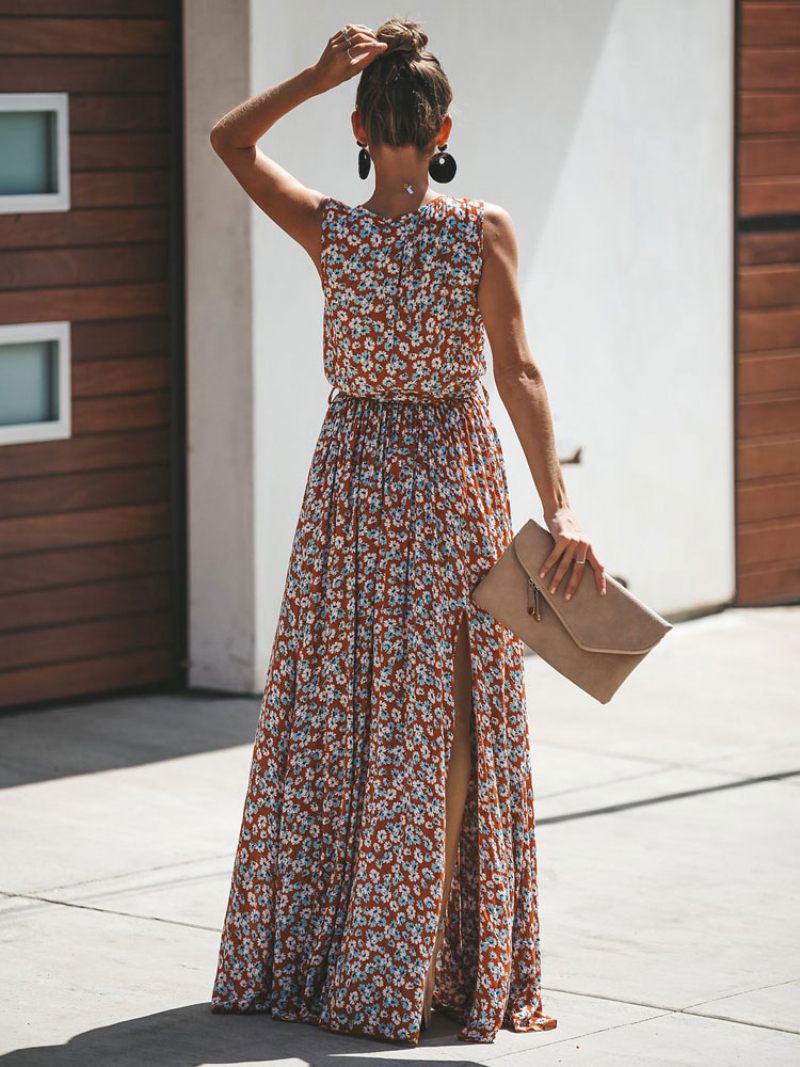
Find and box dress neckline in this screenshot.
[353,195,448,222]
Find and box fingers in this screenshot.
[563,552,588,602]
[538,535,581,585]
[547,539,580,597]
[336,23,372,35]
[334,25,384,49]
[538,540,563,579]
[332,26,387,68]
[537,535,606,600]
[588,545,607,596]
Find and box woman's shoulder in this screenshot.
[475,199,515,251]
[319,195,350,224]
[445,196,509,235]
[319,193,490,215]
[319,195,349,212]
[318,193,507,244]
[463,197,508,225]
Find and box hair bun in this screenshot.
[355,16,451,151]
[377,17,428,57]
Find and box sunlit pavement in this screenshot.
[1,604,798,1065]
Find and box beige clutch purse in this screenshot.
[470,517,673,704]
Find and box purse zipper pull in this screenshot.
[527,576,542,621]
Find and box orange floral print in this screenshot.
[210,194,558,1046]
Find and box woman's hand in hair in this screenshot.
[312,25,388,91]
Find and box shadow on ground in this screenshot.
[0,1002,486,1067]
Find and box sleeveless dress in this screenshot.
[209,193,558,1046]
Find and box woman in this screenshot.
[208,17,606,1048]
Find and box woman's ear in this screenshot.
[351,109,366,142]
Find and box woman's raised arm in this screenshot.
[209,25,387,270]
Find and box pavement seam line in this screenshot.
[544,984,800,1036]
[485,1009,676,1060]
[676,1008,800,1036]
[679,974,800,1011]
[537,764,695,800]
[0,852,234,896]
[0,891,221,931]
[544,985,680,1011]
[538,768,800,824]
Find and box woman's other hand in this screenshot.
[540,507,607,600]
[312,24,388,91]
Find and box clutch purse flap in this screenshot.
[471,518,672,655]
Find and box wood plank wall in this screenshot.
[736,0,800,603]
[0,0,185,708]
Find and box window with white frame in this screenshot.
[0,92,70,213]
[0,322,71,446]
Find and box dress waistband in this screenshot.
[327,382,489,405]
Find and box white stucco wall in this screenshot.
[492,0,735,617]
[184,0,256,691]
[185,0,734,692]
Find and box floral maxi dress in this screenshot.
[209,193,558,1046]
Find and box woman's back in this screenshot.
[320,194,486,398]
[212,183,559,1045]
[211,16,565,1049]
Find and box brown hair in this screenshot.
[355,17,453,151]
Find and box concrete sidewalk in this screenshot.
[1,605,798,1065]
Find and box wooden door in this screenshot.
[735,1,800,603]
[0,1,186,707]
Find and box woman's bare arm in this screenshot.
[208,25,387,275]
[479,204,606,598]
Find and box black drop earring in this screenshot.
[428,143,456,183]
[357,140,371,179]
